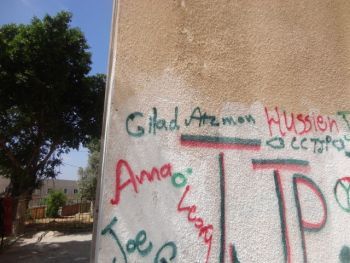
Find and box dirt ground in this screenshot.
[0,231,92,263]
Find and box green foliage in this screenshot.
[78,139,100,201]
[0,12,105,198]
[45,190,67,218]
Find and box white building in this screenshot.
[0,177,79,200]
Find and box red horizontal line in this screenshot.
[302,220,324,230]
[181,140,261,151]
[340,177,350,183]
[252,163,310,173]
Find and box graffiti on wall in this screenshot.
[98,104,350,262]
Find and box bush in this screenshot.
[45,191,67,218]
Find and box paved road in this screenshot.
[0,231,92,263]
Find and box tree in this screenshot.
[78,139,100,212]
[45,190,67,218]
[0,12,105,233]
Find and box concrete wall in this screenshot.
[93,1,350,262]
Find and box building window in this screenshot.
[63,189,68,194]
[47,188,52,194]
[74,189,78,194]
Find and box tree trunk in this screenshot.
[12,194,30,236]
[90,200,94,216]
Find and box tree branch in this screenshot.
[35,141,59,173]
[27,127,44,171]
[0,136,22,171]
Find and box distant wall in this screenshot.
[29,206,46,219]
[61,203,90,216]
[93,1,350,262]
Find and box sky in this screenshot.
[0,0,113,180]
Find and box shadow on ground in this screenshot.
[0,232,91,263]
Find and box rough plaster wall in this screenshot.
[93,1,350,262]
